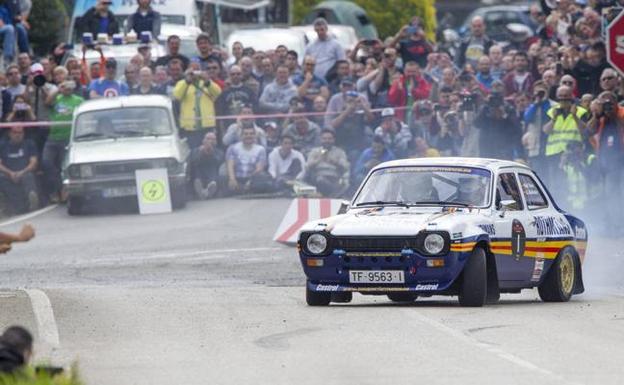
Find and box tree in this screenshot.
[29,0,68,56]
[293,0,437,41]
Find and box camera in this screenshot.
[346,90,359,98]
[458,71,472,83]
[460,92,478,112]
[603,100,615,114]
[535,90,546,100]
[487,93,504,108]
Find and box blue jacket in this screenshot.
[0,5,12,26]
[353,147,395,182]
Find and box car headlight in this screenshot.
[424,233,445,255]
[80,164,94,178]
[306,233,329,255]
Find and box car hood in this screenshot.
[302,207,492,237]
[68,137,180,165]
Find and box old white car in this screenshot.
[63,95,190,215]
[298,158,588,307]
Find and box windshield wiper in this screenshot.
[355,200,411,208]
[74,132,113,141]
[114,130,147,137]
[412,201,473,207]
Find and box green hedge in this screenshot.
[293,0,437,41]
[29,0,68,56]
[0,365,83,385]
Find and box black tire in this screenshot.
[67,196,84,216]
[458,247,487,307]
[306,282,331,306]
[172,184,187,209]
[331,292,353,303]
[538,247,577,302]
[387,293,418,302]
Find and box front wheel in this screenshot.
[458,247,487,307]
[306,282,331,306]
[538,247,577,302]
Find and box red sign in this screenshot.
[607,9,624,77]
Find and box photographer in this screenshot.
[474,92,522,160]
[588,91,624,234]
[388,61,431,123]
[543,85,588,201]
[436,110,464,156]
[388,19,433,69]
[523,81,554,174]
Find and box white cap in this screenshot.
[30,63,44,75]
[381,107,395,117]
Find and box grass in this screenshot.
[0,364,84,385]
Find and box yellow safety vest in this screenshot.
[545,105,587,156]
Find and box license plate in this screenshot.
[349,270,405,284]
[102,186,137,198]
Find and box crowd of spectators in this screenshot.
[0,0,622,234]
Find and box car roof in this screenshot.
[372,157,532,172]
[75,95,172,115]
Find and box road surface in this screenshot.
[1,198,623,385]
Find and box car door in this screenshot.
[492,171,533,282]
[518,172,570,283]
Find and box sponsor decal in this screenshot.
[478,224,496,236]
[575,226,587,240]
[452,232,463,240]
[532,216,572,236]
[511,219,526,260]
[415,283,439,290]
[316,284,339,291]
[531,257,545,282]
[346,252,402,257]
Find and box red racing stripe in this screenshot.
[320,199,331,219]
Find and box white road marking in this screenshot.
[0,205,58,227]
[402,309,583,385]
[70,247,285,267]
[24,289,60,349]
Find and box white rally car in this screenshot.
[298,158,588,307]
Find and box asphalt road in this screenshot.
[1,198,624,385]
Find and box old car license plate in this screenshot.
[349,270,405,284]
[102,186,137,198]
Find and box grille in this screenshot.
[94,161,159,176]
[332,237,417,251]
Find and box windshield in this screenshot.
[353,166,492,207]
[74,107,173,141]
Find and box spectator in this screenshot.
[215,65,256,126]
[0,2,16,65]
[0,126,38,214]
[204,58,225,89]
[225,126,267,194]
[155,35,190,70]
[259,64,297,114]
[543,85,588,200]
[474,93,523,160]
[17,53,30,84]
[285,50,301,77]
[192,33,219,71]
[79,0,119,37]
[523,81,553,174]
[571,43,608,96]
[173,68,222,148]
[304,18,345,79]
[353,135,395,186]
[239,56,260,98]
[305,129,350,197]
[222,105,267,147]
[125,0,161,38]
[191,131,222,200]
[123,63,139,89]
[257,57,275,94]
[599,68,622,102]
[475,56,497,91]
[488,44,505,80]
[163,58,183,96]
[310,95,327,128]
[370,47,400,107]
[373,107,412,158]
[5,0,30,55]
[268,134,306,191]
[503,52,534,98]
[283,106,321,156]
[131,66,164,95]
[588,91,624,233]
[389,23,433,69]
[327,59,350,95]
[138,43,156,69]
[5,65,25,101]
[89,58,129,98]
[410,136,441,158]
[326,77,374,159]
[44,80,83,203]
[0,326,33,374]
[263,121,280,153]
[226,41,243,67]
[388,61,431,123]
[293,56,329,111]
[6,94,35,124]
[457,15,493,68]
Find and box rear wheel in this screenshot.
[538,247,576,302]
[67,196,84,216]
[387,293,418,303]
[306,282,331,306]
[458,247,487,307]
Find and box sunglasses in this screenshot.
[384,53,394,59]
[561,81,574,85]
[601,76,615,81]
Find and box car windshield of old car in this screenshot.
[74,107,172,141]
[353,166,492,208]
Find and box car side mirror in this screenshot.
[498,199,516,217]
[338,200,350,214]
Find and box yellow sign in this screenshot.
[141,180,166,202]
